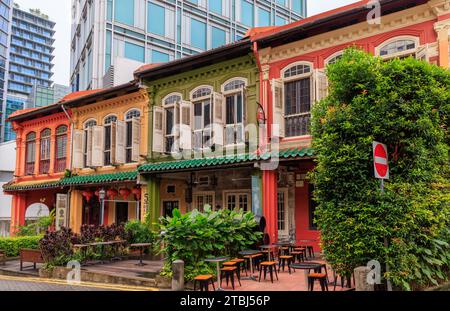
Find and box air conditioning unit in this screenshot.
[195,176,210,186]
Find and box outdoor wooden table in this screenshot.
[130,243,152,266]
[205,256,229,291]
[89,242,112,263]
[260,245,277,261]
[110,240,127,261]
[239,250,261,281]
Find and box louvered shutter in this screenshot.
[86,127,93,167]
[91,126,104,167]
[315,69,328,102]
[110,122,116,165]
[272,79,285,138]
[179,101,192,150]
[152,107,164,153]
[212,92,224,146]
[115,120,126,164]
[416,44,429,62]
[72,129,84,169]
[131,117,141,162]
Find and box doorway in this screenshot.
[115,202,129,225]
[82,197,100,226]
[163,201,179,218]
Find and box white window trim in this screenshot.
[162,93,182,154]
[375,36,420,60]
[124,108,141,120]
[192,191,216,212]
[223,190,252,212]
[190,85,213,101]
[83,118,97,128]
[325,51,344,66]
[103,114,118,125]
[280,62,314,139]
[223,91,245,147]
[221,77,248,95]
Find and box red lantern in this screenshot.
[107,189,118,200]
[132,186,141,200]
[119,188,131,200]
[82,190,94,202]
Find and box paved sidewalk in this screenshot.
[0,275,157,291]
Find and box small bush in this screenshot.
[0,236,42,257]
[125,220,154,244]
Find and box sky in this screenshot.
[13,0,360,86]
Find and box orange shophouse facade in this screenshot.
[3,104,71,235]
[250,0,450,251]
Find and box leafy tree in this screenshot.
[311,48,449,290]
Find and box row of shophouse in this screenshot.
[3,0,449,251]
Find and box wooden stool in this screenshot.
[258,261,279,283]
[294,247,307,258]
[290,251,305,263]
[220,266,241,290]
[308,273,328,291]
[231,258,248,277]
[193,274,215,291]
[306,246,314,258]
[245,253,263,271]
[278,246,289,257]
[278,255,294,274]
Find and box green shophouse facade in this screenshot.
[136,40,266,226]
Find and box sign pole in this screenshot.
[380,179,393,291]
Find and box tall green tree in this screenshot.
[311,48,449,290]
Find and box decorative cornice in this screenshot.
[259,4,438,65]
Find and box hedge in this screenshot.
[0,236,42,257]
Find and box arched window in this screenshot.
[281,62,313,137]
[25,132,36,175]
[55,125,68,172]
[83,119,96,167]
[103,115,117,165]
[378,38,417,59]
[222,78,247,145]
[125,109,141,163]
[39,129,51,174]
[326,52,343,65]
[191,86,213,150]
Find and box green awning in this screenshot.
[3,180,62,192]
[138,148,314,173]
[59,171,138,186]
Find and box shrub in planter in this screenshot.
[39,227,74,266]
[158,207,262,281]
[125,220,154,245]
[0,236,42,257]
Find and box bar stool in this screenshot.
[308,273,329,291]
[220,266,241,290]
[258,261,279,283]
[278,255,294,274]
[193,274,215,291]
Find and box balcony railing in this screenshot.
[285,114,311,137]
[25,162,35,175]
[39,159,50,174]
[54,157,66,173]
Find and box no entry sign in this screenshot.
[373,141,389,179]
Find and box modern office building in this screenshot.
[0,4,56,142]
[70,0,307,91]
[0,141,15,237]
[0,0,13,145]
[26,83,71,109]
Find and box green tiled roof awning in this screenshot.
[3,180,62,192]
[59,171,138,186]
[139,148,314,174]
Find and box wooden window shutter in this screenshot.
[180,101,192,150]
[91,126,104,167]
[115,120,126,164]
[315,69,328,102]
[131,117,141,162]
[86,127,93,167]
[153,106,164,153]
[272,79,285,138]
[72,129,84,169]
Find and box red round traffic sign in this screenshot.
[374,143,388,178]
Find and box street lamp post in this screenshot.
[99,189,106,226]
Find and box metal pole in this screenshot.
[100,199,105,226]
[381,179,393,292]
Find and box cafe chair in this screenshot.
[193,274,215,292]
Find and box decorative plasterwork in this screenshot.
[74,90,148,119]
[428,0,450,17]
[259,4,439,65]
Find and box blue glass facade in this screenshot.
[70,0,307,91]
[1,6,55,142]
[0,0,11,143]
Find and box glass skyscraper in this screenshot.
[70,0,307,91]
[0,0,12,143]
[1,4,57,142]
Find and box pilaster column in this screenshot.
[262,170,278,244]
[49,134,56,174]
[34,139,41,175]
[434,20,450,68]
